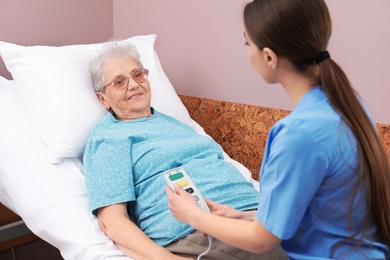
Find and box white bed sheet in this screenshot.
[0,80,257,259]
[0,80,132,259]
[0,35,258,259]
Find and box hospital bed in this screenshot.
[1,34,389,259]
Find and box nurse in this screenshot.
[166,0,390,258]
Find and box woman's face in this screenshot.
[97,58,152,121]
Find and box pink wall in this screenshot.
[113,0,390,124]
[1,0,389,123]
[0,0,113,78]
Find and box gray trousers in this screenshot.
[165,231,288,260]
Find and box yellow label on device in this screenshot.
[177,180,189,187]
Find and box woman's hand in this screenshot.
[206,199,256,220]
[205,199,240,218]
[160,250,193,260]
[166,184,202,225]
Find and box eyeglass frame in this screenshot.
[103,68,149,90]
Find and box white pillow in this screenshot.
[0,34,258,184]
[0,35,192,163]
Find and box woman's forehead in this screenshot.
[105,58,140,77]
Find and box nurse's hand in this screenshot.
[166,184,201,225]
[206,199,257,221]
[205,199,239,217]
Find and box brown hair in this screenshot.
[244,0,390,255]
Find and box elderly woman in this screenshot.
[84,42,287,260]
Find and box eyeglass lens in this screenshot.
[111,69,149,89]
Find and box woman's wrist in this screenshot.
[240,210,257,221]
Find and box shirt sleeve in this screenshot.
[257,119,328,239]
[84,136,135,215]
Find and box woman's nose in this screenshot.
[127,77,139,90]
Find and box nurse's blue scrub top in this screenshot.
[256,86,388,259]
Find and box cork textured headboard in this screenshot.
[179,95,390,181]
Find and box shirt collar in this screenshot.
[293,85,326,113]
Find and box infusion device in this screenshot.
[164,167,213,260]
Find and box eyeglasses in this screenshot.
[103,68,149,90]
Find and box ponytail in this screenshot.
[319,58,390,250]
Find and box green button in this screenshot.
[169,172,184,181]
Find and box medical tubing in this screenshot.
[197,235,213,260]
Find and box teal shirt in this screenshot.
[84,108,259,246]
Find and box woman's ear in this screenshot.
[262,47,278,69]
[96,92,111,110]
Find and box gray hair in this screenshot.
[89,42,143,93]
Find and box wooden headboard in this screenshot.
[179,95,390,180]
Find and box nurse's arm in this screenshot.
[191,209,281,254]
